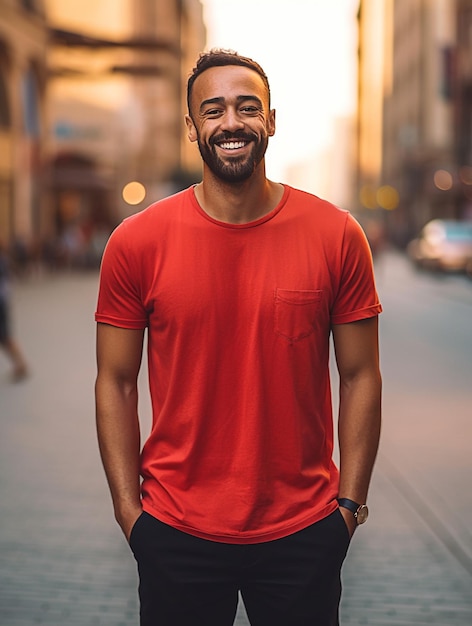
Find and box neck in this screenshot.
[194,165,284,224]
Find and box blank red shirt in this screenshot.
[95,185,382,543]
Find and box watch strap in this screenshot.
[337,498,360,514]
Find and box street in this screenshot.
[1,251,471,625]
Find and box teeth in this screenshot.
[219,141,246,150]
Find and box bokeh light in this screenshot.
[377,185,399,210]
[359,184,378,209]
[433,169,453,191]
[122,181,146,205]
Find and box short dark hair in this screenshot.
[187,48,271,115]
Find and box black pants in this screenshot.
[129,509,351,626]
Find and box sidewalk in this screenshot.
[339,252,472,625]
[0,261,471,625]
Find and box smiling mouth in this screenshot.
[217,140,249,150]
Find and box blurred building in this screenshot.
[0,0,206,265]
[356,0,472,246]
[0,0,48,253]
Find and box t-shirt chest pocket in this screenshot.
[274,288,323,342]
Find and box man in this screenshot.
[0,241,28,382]
[95,49,382,626]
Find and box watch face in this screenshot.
[356,505,369,524]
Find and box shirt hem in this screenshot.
[95,313,147,329]
[141,500,339,545]
[331,303,382,325]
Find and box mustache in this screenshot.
[209,130,258,147]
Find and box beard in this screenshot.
[196,130,269,183]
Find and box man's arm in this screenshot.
[332,316,382,536]
[95,322,145,540]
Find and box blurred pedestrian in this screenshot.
[0,241,28,382]
[95,49,382,626]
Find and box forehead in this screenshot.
[190,65,269,108]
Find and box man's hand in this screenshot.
[339,505,357,539]
[116,504,143,542]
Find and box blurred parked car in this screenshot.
[407,219,472,277]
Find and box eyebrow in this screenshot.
[199,95,264,112]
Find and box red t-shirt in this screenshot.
[96,185,382,543]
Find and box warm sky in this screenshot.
[201,0,359,180]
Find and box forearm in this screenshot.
[95,374,142,533]
[337,371,382,503]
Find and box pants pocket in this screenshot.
[128,511,146,555]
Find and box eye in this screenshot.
[240,106,260,115]
[203,108,223,118]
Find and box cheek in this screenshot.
[255,114,273,136]
[199,121,218,140]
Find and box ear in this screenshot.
[267,109,276,137]
[185,114,198,143]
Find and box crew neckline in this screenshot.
[190,184,290,229]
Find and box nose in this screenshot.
[220,107,245,132]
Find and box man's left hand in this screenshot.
[339,505,357,538]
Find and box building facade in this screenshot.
[454,0,472,219]
[44,0,206,266]
[357,0,472,246]
[0,0,48,252]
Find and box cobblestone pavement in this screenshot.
[1,254,471,625]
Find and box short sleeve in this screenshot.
[95,221,148,329]
[330,214,382,325]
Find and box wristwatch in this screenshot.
[337,498,369,525]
